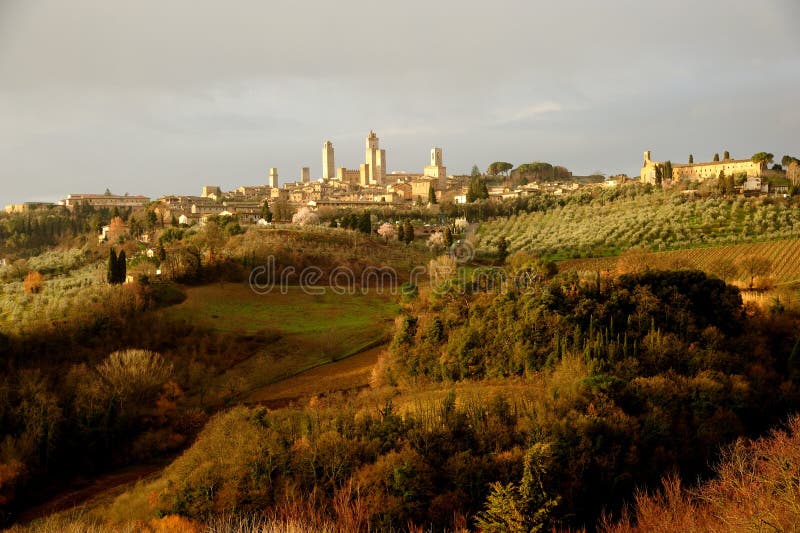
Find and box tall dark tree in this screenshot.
[107,248,126,284]
[403,220,414,245]
[397,223,405,243]
[688,154,694,164]
[662,161,673,182]
[713,153,720,162]
[443,226,454,248]
[428,184,437,204]
[358,213,372,235]
[496,236,509,263]
[107,249,117,284]
[117,250,127,282]
[723,150,731,160]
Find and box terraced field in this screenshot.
[478,192,800,259]
[559,238,800,285]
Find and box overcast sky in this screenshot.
[1,0,799,204]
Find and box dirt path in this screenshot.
[245,343,387,408]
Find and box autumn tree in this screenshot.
[737,254,772,289]
[709,257,738,282]
[23,271,44,295]
[97,349,173,410]
[107,216,127,242]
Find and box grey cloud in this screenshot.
[0,0,798,204]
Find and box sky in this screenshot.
[1,0,799,205]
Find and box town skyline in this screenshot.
[1,0,799,205]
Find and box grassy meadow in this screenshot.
[163,283,399,402]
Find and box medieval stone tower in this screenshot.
[430,147,443,167]
[269,167,279,188]
[364,130,386,185]
[322,141,335,181]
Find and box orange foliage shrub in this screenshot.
[603,415,800,532]
[22,271,44,295]
[149,514,201,533]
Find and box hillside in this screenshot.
[477,191,800,259]
[560,238,800,285]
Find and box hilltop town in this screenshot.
[7,134,799,230]
[3,130,618,224]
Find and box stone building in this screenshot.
[269,168,279,189]
[641,150,763,184]
[64,194,150,210]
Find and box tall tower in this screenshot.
[301,167,310,183]
[269,167,279,189]
[424,147,447,188]
[322,141,335,181]
[430,147,443,167]
[364,130,385,185]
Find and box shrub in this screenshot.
[22,271,44,295]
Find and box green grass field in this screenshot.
[163,283,400,400]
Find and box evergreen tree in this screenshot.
[717,170,727,194]
[358,213,372,235]
[497,236,509,263]
[107,249,117,284]
[397,223,405,243]
[107,248,127,284]
[443,226,454,248]
[662,160,673,182]
[723,150,730,160]
[689,154,694,164]
[428,184,437,204]
[117,250,127,282]
[403,220,414,245]
[713,153,720,162]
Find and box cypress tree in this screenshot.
[428,184,437,204]
[118,250,127,282]
[397,223,405,243]
[444,226,454,248]
[403,220,414,245]
[107,249,117,284]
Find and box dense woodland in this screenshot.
[1,191,800,531]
